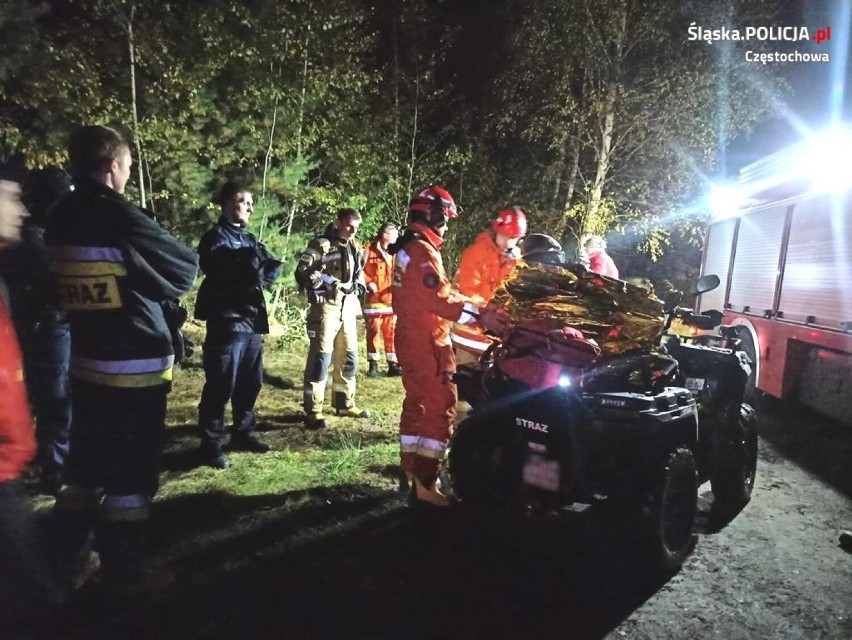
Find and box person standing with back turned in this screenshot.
[46,125,198,593]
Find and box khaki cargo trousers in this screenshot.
[303,293,360,415]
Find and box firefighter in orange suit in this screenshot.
[451,206,527,367]
[362,221,401,377]
[390,186,479,507]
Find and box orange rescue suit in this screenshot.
[451,230,518,356]
[362,240,397,364]
[0,294,36,482]
[392,223,464,485]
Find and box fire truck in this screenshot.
[698,132,852,426]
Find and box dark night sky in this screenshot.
[700,0,852,174]
[449,0,851,176]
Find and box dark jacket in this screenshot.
[194,216,282,335]
[45,177,198,388]
[0,221,66,343]
[294,224,366,301]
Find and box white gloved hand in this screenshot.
[457,301,481,325]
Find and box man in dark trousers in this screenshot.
[46,125,198,593]
[195,181,282,469]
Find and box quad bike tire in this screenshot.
[448,412,524,505]
[711,403,758,517]
[640,447,698,574]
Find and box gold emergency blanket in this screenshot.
[486,263,665,356]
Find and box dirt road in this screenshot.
[30,404,852,640]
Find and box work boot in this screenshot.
[407,473,451,508]
[227,434,271,453]
[387,363,402,377]
[335,406,372,419]
[198,442,229,469]
[367,361,379,378]
[305,412,327,430]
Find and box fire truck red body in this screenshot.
[698,146,852,426]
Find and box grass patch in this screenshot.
[155,321,403,505]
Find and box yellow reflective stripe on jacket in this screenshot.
[71,355,175,388]
[57,276,122,310]
[52,245,127,311]
[53,260,128,277]
[72,368,174,388]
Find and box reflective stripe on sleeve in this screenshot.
[451,332,491,354]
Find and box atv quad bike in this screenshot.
[449,273,758,573]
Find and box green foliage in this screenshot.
[0,0,791,328]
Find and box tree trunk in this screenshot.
[559,134,582,236]
[584,0,627,233]
[406,77,419,200]
[391,0,402,214]
[126,6,145,207]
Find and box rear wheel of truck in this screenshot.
[711,404,758,517]
[641,447,698,574]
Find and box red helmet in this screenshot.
[408,186,458,228]
[492,206,527,239]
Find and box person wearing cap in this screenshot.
[45,125,198,593]
[521,233,567,266]
[362,221,401,377]
[194,181,283,469]
[390,186,478,507]
[579,233,619,278]
[295,208,370,429]
[0,167,73,491]
[0,161,65,624]
[451,206,528,367]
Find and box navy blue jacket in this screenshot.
[45,178,198,388]
[194,217,282,336]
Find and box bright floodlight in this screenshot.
[709,185,745,220]
[800,127,852,192]
[557,373,572,388]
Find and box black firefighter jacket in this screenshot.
[194,216,283,336]
[45,177,198,388]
